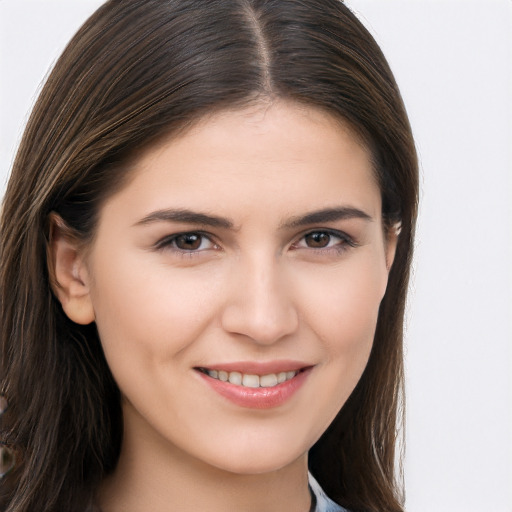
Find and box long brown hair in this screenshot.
[0,1,418,511]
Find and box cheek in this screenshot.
[281,255,387,445]
[301,257,386,346]
[297,252,388,390]
[88,249,223,369]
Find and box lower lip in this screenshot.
[196,368,311,409]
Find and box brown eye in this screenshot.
[155,231,217,253]
[304,232,332,248]
[290,229,355,255]
[174,233,203,250]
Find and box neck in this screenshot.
[97,403,312,512]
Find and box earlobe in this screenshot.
[47,214,95,325]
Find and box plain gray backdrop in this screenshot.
[1,1,511,510]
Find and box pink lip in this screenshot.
[198,360,309,374]
[195,362,313,410]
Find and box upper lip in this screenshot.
[195,360,312,375]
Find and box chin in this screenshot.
[200,440,308,476]
[213,457,300,476]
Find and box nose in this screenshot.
[220,257,299,345]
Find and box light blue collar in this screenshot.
[308,472,348,512]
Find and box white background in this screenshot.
[1,1,511,511]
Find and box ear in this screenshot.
[384,222,401,273]
[47,214,95,325]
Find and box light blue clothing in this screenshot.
[309,472,349,512]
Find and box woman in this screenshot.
[0,1,418,511]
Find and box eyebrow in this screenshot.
[281,207,373,229]
[134,206,372,230]
[135,209,234,229]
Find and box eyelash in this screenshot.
[155,229,357,257]
[290,229,357,255]
[154,231,218,254]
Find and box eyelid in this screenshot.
[154,230,219,252]
[152,228,357,255]
[291,228,358,251]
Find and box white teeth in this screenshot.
[260,373,278,387]
[242,374,260,388]
[204,369,299,388]
[228,372,242,385]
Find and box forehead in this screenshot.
[142,101,372,169]
[99,101,382,225]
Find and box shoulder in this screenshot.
[308,472,350,512]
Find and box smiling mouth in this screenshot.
[195,368,306,388]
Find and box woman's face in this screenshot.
[64,102,396,474]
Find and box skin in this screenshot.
[51,101,397,512]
